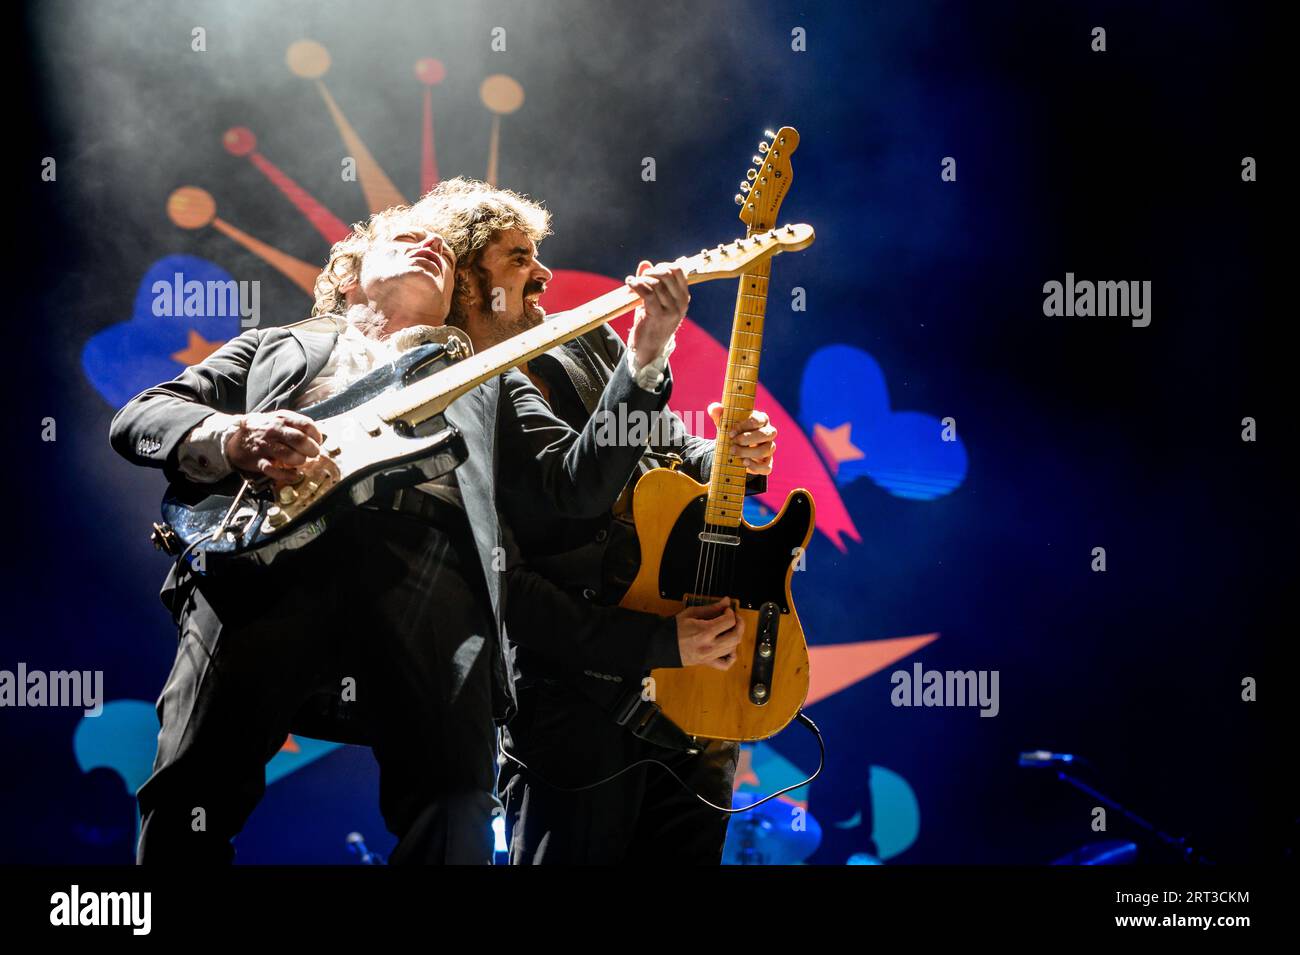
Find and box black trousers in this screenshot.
[136,507,499,864]
[501,679,739,864]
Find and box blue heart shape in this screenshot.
[82,255,242,408]
[799,345,967,500]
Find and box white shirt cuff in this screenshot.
[626,334,675,392]
[177,412,242,483]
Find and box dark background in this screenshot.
[4,0,1286,864]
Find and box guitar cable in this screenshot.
[498,709,824,815]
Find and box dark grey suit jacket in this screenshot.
[108,316,673,653]
[503,325,766,700]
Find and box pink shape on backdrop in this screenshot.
[806,634,940,706]
[223,127,350,244]
[541,269,862,551]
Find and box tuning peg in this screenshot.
[734,194,744,205]
[752,155,763,165]
[746,168,757,181]
[758,141,769,153]
[763,128,776,140]
[739,181,751,193]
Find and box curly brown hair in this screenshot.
[311,178,552,318]
[311,205,417,317]
[407,176,551,265]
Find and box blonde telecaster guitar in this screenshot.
[619,128,814,741]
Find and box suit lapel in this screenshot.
[246,326,338,412]
[443,376,503,627]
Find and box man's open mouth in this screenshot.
[411,249,444,274]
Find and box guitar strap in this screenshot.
[609,688,702,754]
[533,342,603,416]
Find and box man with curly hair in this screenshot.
[406,178,779,864]
[110,187,694,864]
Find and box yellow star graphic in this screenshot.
[170,329,226,365]
[813,421,866,474]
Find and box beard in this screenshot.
[447,266,545,347]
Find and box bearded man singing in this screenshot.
[409,178,779,863]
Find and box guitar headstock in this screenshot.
[673,223,815,281]
[736,126,799,234]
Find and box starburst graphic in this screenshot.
[77,40,943,858]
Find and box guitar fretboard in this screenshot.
[375,284,644,425]
[367,228,810,427]
[705,258,771,528]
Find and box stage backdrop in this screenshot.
[6,0,1280,864]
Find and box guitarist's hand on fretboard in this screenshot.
[708,404,778,476]
[625,260,689,369]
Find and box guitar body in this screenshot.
[620,467,814,741]
[161,340,469,567]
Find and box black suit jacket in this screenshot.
[109,315,673,711]
[501,325,766,698]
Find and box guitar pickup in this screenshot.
[698,531,741,546]
[748,601,781,705]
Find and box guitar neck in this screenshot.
[376,284,642,426]
[370,224,815,427]
[705,255,771,529]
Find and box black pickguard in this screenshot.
[658,492,813,612]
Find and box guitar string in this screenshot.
[696,258,763,613]
[697,239,744,607]
[700,257,749,603]
[710,263,766,609]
